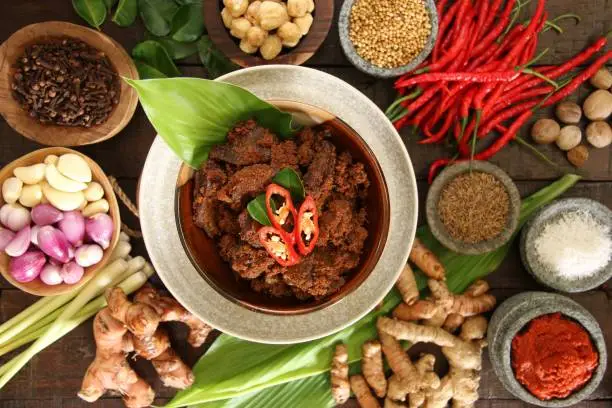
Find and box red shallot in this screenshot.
[58,211,85,247]
[10,250,45,283]
[5,226,31,257]
[31,204,64,226]
[61,261,84,284]
[0,227,15,251]
[75,244,103,267]
[0,204,31,232]
[37,226,73,263]
[40,263,63,285]
[85,214,113,249]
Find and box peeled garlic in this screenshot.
[82,199,110,217]
[42,182,85,211]
[2,177,23,204]
[19,184,43,207]
[57,154,92,183]
[45,163,88,193]
[14,164,46,185]
[84,182,104,202]
[43,155,59,165]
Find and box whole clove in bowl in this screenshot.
[0,21,139,146]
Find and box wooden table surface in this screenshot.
[0,1,611,407]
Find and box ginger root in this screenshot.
[331,343,350,405]
[351,374,382,408]
[362,340,387,398]
[409,238,445,280]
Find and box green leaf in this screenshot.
[138,0,179,36]
[247,194,272,226]
[171,3,205,43]
[144,33,199,60]
[164,174,581,408]
[72,0,107,29]
[132,40,181,77]
[134,60,168,79]
[175,0,201,4]
[112,0,138,26]
[197,35,239,79]
[273,168,305,201]
[124,77,294,168]
[104,0,118,9]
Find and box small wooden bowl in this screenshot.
[0,147,121,296]
[204,0,333,67]
[0,21,139,146]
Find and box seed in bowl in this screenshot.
[349,0,432,69]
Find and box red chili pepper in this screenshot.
[420,105,458,144]
[503,2,546,66]
[295,196,319,256]
[479,99,539,137]
[396,71,519,88]
[479,0,503,39]
[258,226,301,267]
[428,158,452,184]
[471,0,517,58]
[415,20,471,74]
[265,184,297,238]
[475,111,533,160]
[493,84,556,112]
[432,0,461,61]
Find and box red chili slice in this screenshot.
[295,196,319,256]
[265,184,298,239]
[258,226,301,267]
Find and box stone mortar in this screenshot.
[488,292,607,407]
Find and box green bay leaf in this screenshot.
[272,168,305,201]
[247,194,272,226]
[138,0,179,36]
[112,0,138,26]
[197,35,238,79]
[132,40,181,77]
[72,0,107,29]
[171,3,205,43]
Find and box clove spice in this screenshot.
[11,37,121,128]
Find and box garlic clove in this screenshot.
[57,154,92,183]
[2,177,23,204]
[41,182,85,212]
[18,184,43,208]
[75,244,103,267]
[45,163,88,193]
[43,154,59,165]
[83,182,104,202]
[13,164,46,185]
[82,199,110,217]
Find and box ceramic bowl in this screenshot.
[139,65,418,344]
[426,161,521,255]
[203,0,334,67]
[520,198,612,293]
[0,147,121,296]
[338,0,438,78]
[488,292,607,407]
[0,21,139,146]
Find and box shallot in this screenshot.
[0,203,31,232]
[5,226,31,257]
[58,211,85,246]
[75,244,103,267]
[85,213,113,249]
[40,263,63,285]
[31,204,64,226]
[60,261,84,284]
[30,225,41,246]
[9,250,45,283]
[37,226,72,263]
[0,227,15,251]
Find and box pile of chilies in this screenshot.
[385,0,612,183]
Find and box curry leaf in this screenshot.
[138,0,179,36]
[171,3,205,43]
[144,33,199,60]
[134,60,168,79]
[132,40,181,77]
[197,35,239,79]
[72,0,107,29]
[165,174,581,408]
[112,0,138,26]
[247,194,272,226]
[125,77,294,168]
[273,168,305,201]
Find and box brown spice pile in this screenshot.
[11,38,120,127]
[349,0,431,69]
[438,172,510,244]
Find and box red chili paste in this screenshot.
[511,312,598,400]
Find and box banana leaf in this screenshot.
[125,78,294,168]
[166,174,581,408]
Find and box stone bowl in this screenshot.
[488,292,607,407]
[338,0,438,78]
[426,161,521,255]
[520,198,612,293]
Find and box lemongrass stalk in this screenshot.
[1,257,146,347]
[119,231,130,242]
[0,296,56,335]
[0,258,130,389]
[109,241,131,262]
[0,267,154,377]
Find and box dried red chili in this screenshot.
[265,183,298,239]
[258,226,301,267]
[295,196,319,256]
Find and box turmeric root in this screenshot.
[407,354,440,408]
[387,375,407,402]
[134,284,212,347]
[395,264,419,305]
[331,344,350,405]
[384,397,407,408]
[378,317,457,347]
[78,309,155,408]
[393,300,439,321]
[409,238,445,280]
[350,374,381,408]
[362,340,387,398]
[424,376,453,408]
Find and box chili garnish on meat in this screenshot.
[295,195,319,256]
[258,226,301,267]
[265,184,298,240]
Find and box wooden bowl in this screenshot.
[0,21,139,146]
[204,0,334,67]
[175,100,390,314]
[0,147,121,296]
